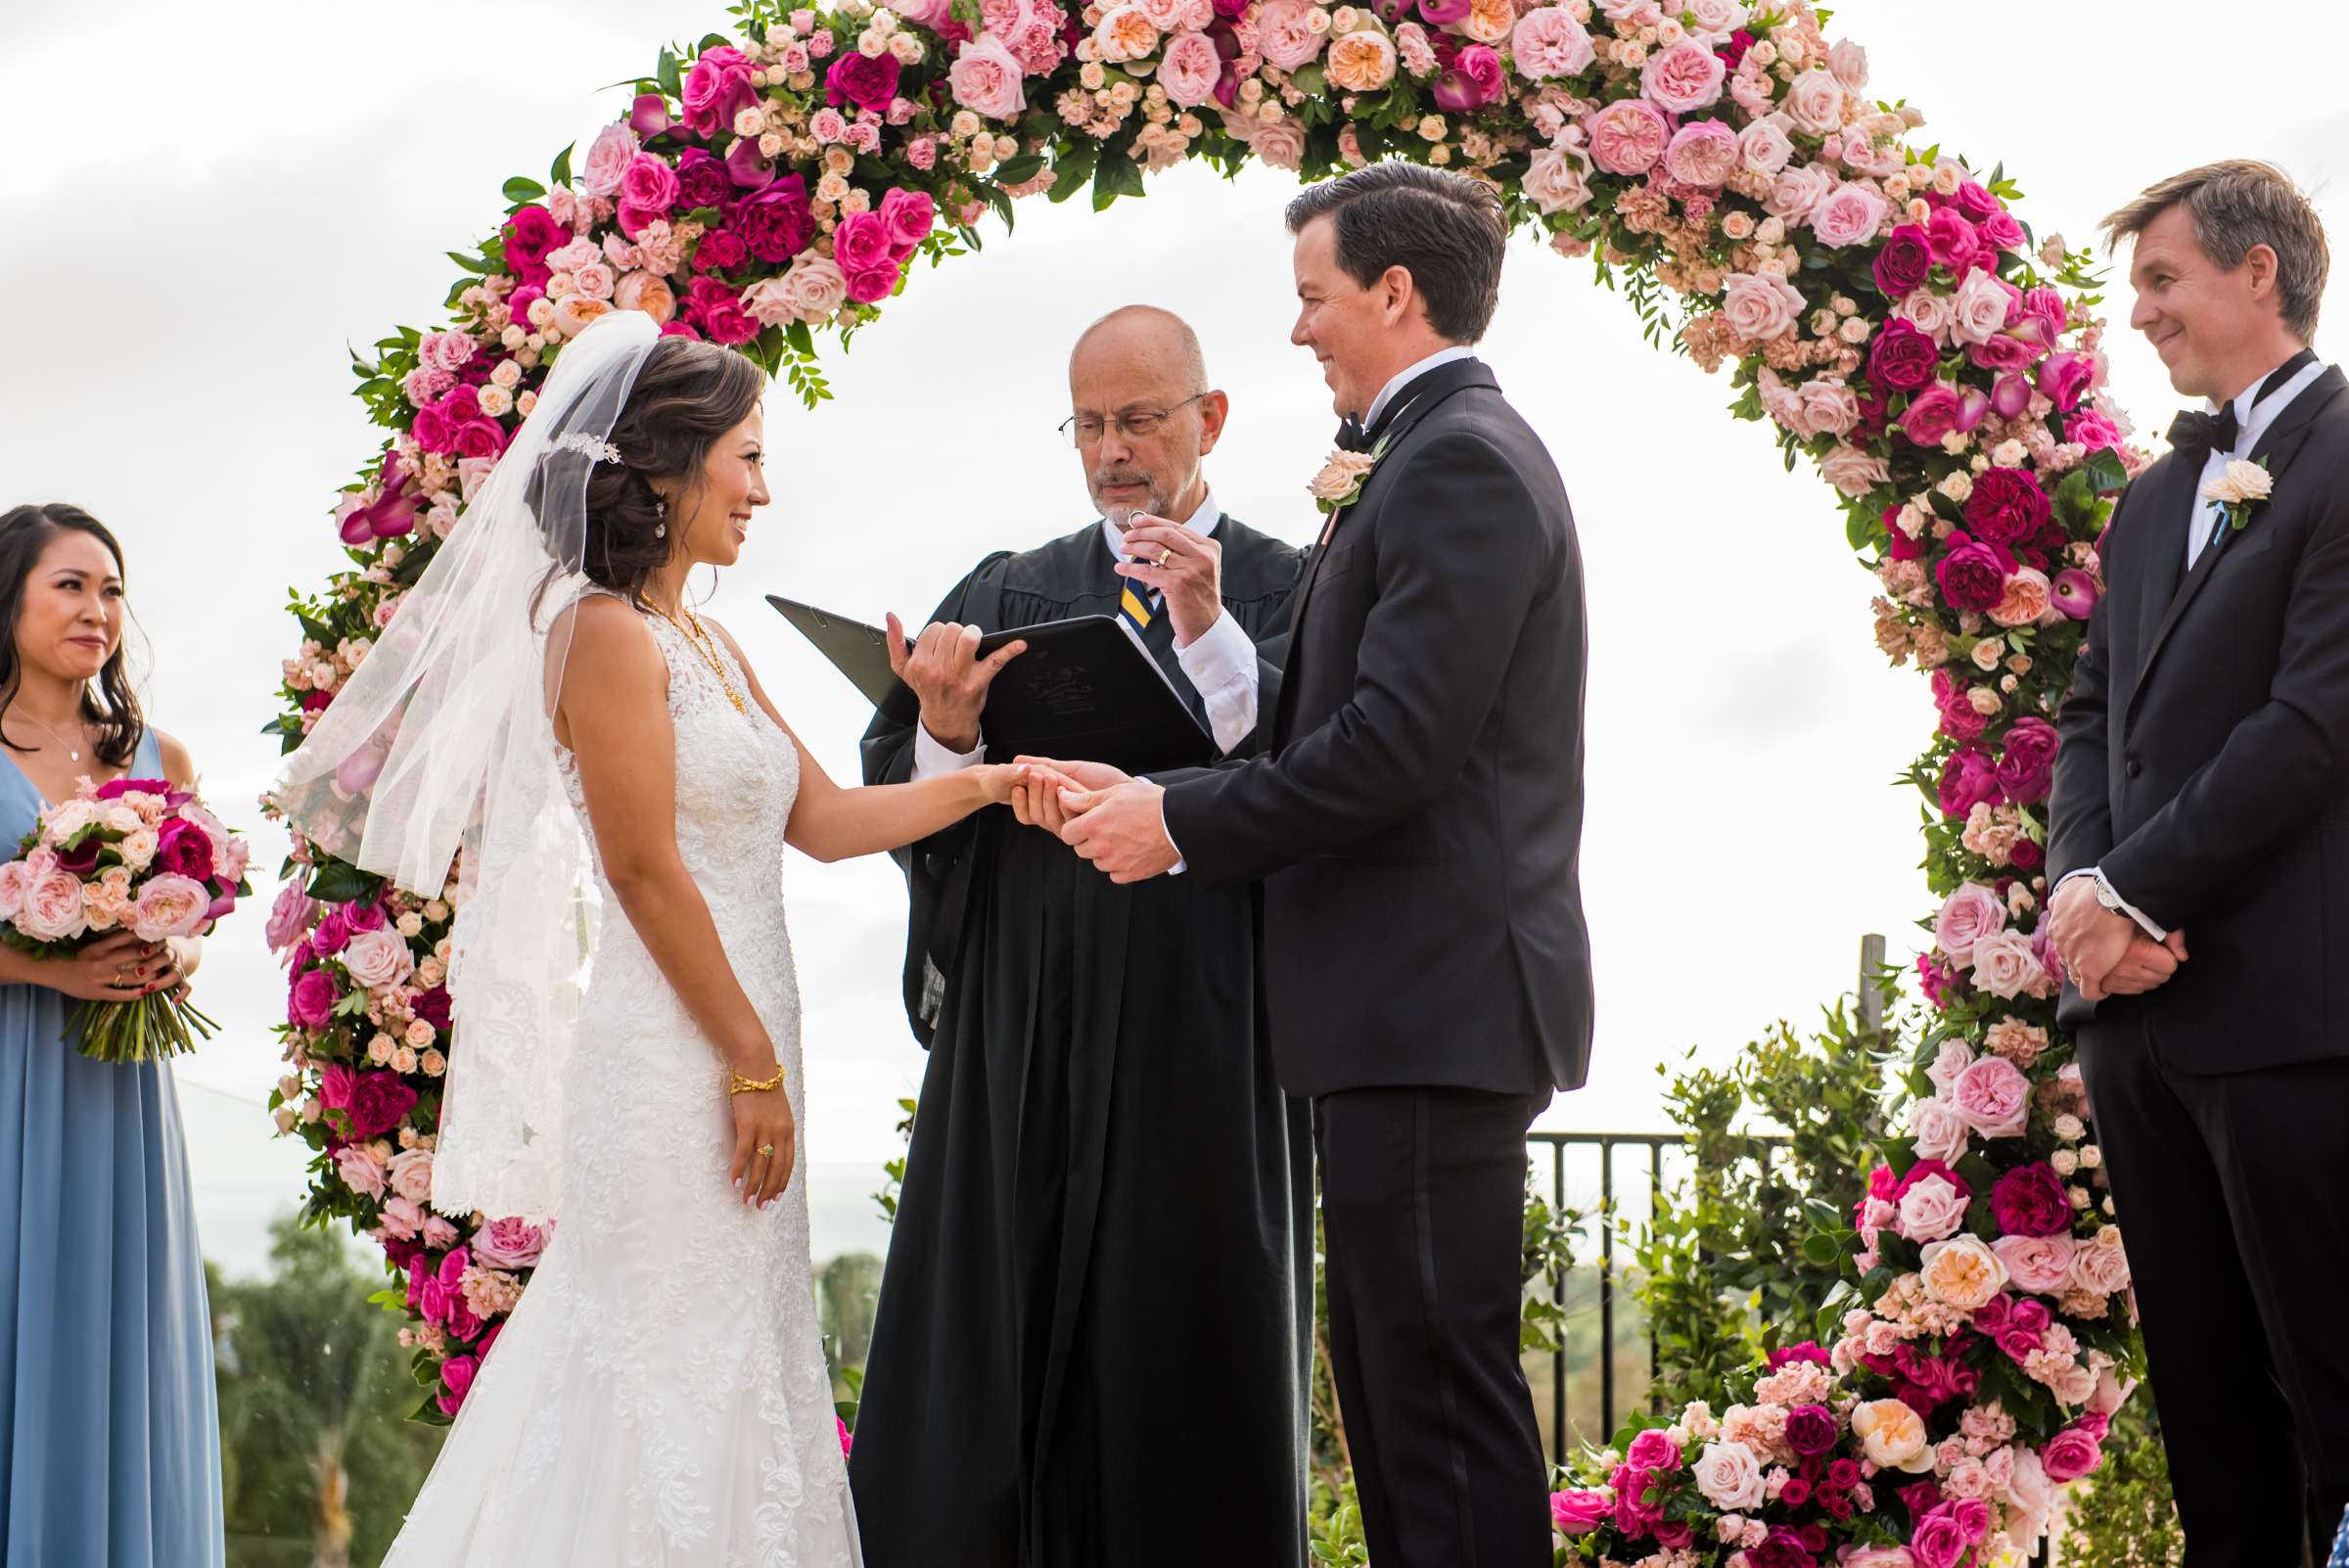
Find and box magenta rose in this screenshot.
[845,264,899,304]
[675,148,732,208]
[1432,44,1504,112]
[1783,1403,1837,1455]
[826,49,901,111]
[684,277,760,346]
[878,188,936,257]
[833,209,895,275]
[1953,180,2000,221]
[2038,350,2096,411]
[1980,209,2027,252]
[436,1352,479,1416]
[1866,318,1938,392]
[1932,669,1987,743]
[2041,1423,2106,1484]
[409,409,446,458]
[1910,1504,1970,1568]
[1609,1463,1661,1537]
[1625,1429,1683,1471]
[1748,1530,1816,1568]
[1769,1341,1830,1369]
[1963,468,2051,546]
[288,967,339,1031]
[2066,409,2122,454]
[1995,716,2061,805]
[347,1072,420,1138]
[310,909,352,957]
[1934,531,2011,613]
[620,153,680,216]
[1991,1162,2071,1237]
[503,206,565,277]
[1938,748,2004,817]
[1924,207,1979,274]
[681,44,759,137]
[1873,222,1932,298]
[736,174,813,263]
[449,419,508,460]
[152,816,212,880]
[1901,383,1964,447]
[1549,1489,1608,1536]
[696,228,748,272]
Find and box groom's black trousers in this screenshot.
[1313,1086,1550,1568]
[2077,1011,2349,1565]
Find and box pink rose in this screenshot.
[0,859,29,925]
[619,153,680,218]
[1901,383,1965,448]
[1782,67,1846,134]
[1933,882,2004,967]
[877,187,937,257]
[1638,37,1724,113]
[1810,181,1889,249]
[1950,1054,2032,1137]
[1895,1172,1970,1243]
[1969,928,2051,1001]
[1550,1489,1609,1536]
[1765,161,1835,223]
[473,1215,552,1270]
[2070,1234,2132,1297]
[16,866,90,943]
[947,33,1028,118]
[1157,28,1225,105]
[1522,147,1593,214]
[579,121,642,198]
[1951,269,2022,347]
[1249,116,1307,171]
[2040,1424,2104,1485]
[1663,120,1738,189]
[1719,270,1806,344]
[1992,1233,2077,1295]
[680,44,759,137]
[1626,1429,1683,1471]
[1255,0,1325,69]
[1820,446,1889,497]
[288,967,340,1032]
[1691,1440,1768,1510]
[131,874,210,942]
[389,1147,435,1204]
[343,926,417,991]
[437,1353,479,1417]
[334,1146,389,1200]
[378,1195,425,1241]
[1432,44,1504,112]
[1511,6,1593,79]
[1908,1095,1971,1165]
[1587,99,1670,176]
[1737,114,1795,176]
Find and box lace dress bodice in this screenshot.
[387,602,854,1568]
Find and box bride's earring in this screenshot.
[655,492,668,540]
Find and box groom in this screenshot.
[1038,163,1592,1566]
[2047,160,2349,1563]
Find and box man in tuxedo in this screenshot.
[1033,164,1591,1567]
[2047,160,2348,1564]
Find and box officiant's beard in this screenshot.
[1089,469,1171,526]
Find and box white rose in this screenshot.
[1951,268,2018,346]
[2199,458,2274,506]
[1690,1440,1768,1510]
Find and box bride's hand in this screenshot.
[730,1074,798,1209]
[972,761,1033,807]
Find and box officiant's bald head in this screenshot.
[1066,305,1227,524]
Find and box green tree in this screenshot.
[818,1251,885,1399]
[212,1218,444,1568]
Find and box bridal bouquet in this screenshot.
[0,775,251,1061]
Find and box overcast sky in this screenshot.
[4,1,2345,1273]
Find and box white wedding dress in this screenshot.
[384,603,860,1568]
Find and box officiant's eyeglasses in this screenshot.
[1059,393,1209,447]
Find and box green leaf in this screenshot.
[1047,146,1099,205]
[2083,444,2130,495]
[502,176,547,207]
[550,142,576,189]
[1091,152,1145,211]
[993,154,1045,187]
[446,250,489,275]
[297,613,341,647]
[305,860,380,905]
[658,46,683,98]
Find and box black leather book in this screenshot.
[767,594,1216,773]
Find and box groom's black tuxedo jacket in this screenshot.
[2049,362,2349,1067]
[1162,357,1593,1099]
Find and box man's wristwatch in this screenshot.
[2091,872,2128,915]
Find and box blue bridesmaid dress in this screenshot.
[0,728,224,1565]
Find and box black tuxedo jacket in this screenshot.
[2049,363,2349,1067]
[1160,357,1593,1098]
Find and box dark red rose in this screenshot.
[675,148,733,209]
[1784,1404,1838,1456]
[415,985,452,1032]
[695,228,748,272]
[825,49,901,112]
[1934,530,2013,613]
[1872,223,1932,298]
[1991,1160,2071,1236]
[1963,468,2051,546]
[346,1071,420,1138]
[1995,715,2061,805]
[735,174,813,262]
[1866,317,1939,392]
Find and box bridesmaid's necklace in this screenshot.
[12,708,89,762]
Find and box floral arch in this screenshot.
[264,0,2147,1556]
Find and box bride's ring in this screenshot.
[758,1143,776,1159]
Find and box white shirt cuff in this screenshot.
[2061,865,2167,942]
[1158,792,1185,876]
[910,720,984,781]
[1174,609,1260,756]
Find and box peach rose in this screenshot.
[1250,115,1308,171]
[2070,1229,2132,1296]
[1092,4,1161,61]
[334,1145,390,1199]
[1325,27,1397,91]
[1850,1398,1932,1471]
[1461,0,1512,43]
[1719,270,1805,344]
[1907,1095,1971,1165]
[1990,566,2051,627]
[1820,446,1889,498]
[1969,928,2052,1002]
[1917,1233,2008,1310]
[1510,6,1593,79]
[388,1147,435,1204]
[1309,449,1377,503]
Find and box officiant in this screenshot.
[849,305,1313,1567]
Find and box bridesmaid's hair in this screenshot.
[580,337,766,607]
[0,504,144,770]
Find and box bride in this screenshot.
[279,309,1033,1564]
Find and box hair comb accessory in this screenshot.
[552,431,625,465]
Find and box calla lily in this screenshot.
[1991,372,2033,421]
[1954,384,1991,434]
[725,133,777,189]
[2050,568,2098,620]
[628,92,673,138]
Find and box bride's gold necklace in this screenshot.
[647,602,747,715]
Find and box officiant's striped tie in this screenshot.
[1119,583,1159,640]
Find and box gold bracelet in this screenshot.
[726,1063,786,1096]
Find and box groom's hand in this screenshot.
[1009,757,1130,837]
[886,612,1027,754]
[1056,778,1177,883]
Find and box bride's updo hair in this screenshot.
[581,336,765,604]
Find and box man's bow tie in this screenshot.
[2167,405,2240,458]
[1335,416,1369,453]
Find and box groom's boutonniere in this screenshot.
[1308,441,1383,517]
[2200,457,2276,531]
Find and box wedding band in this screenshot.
[1158,547,1174,567]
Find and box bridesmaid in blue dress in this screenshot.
[0,503,222,1566]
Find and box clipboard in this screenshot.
[766,594,1219,773]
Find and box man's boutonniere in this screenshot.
[1308,441,1383,516]
[2200,457,2276,531]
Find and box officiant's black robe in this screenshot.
[848,517,1313,1568]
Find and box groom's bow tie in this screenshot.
[2166,406,2239,459]
[1335,416,1370,453]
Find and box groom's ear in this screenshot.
[1376,263,1422,331]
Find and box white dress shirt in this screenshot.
[2061,349,2332,938]
[1359,345,1478,428]
[909,492,1261,777]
